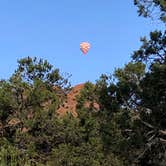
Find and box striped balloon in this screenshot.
[80,42,91,55]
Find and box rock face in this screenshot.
[57,84,85,117]
[57,83,100,117]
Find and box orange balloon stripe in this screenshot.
[80,42,91,54]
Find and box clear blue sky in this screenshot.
[0,0,165,85]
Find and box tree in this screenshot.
[95,64,146,165]
[131,31,166,164]
[0,57,71,165]
[134,0,166,22]
[132,30,166,66]
[93,27,166,164]
[111,30,166,165]
[15,56,70,87]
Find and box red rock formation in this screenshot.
[57,83,100,117]
[57,84,85,117]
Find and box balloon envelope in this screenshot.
[80,42,91,55]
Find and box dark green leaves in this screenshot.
[134,0,166,23]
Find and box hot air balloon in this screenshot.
[80,42,91,55]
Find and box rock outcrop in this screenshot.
[57,83,100,117]
[57,84,85,117]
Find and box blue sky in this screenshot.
[0,0,165,85]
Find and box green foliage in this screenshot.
[76,82,97,109]
[92,28,166,165]
[0,138,34,166]
[132,30,166,66]
[114,62,145,110]
[95,74,119,112]
[0,81,16,122]
[134,0,166,22]
[48,109,123,166]
[0,57,126,165]
[50,143,123,166]
[15,56,70,89]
